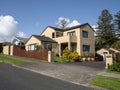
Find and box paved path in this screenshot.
[98,71,120,78]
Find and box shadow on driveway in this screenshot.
[63,61,106,70]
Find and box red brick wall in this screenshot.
[13,46,48,61]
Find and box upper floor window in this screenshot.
[56,32,63,37]
[52,33,55,38]
[82,31,88,38]
[83,45,90,52]
[68,31,76,36]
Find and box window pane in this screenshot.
[83,45,90,52]
[82,31,88,38]
[68,31,76,36]
[52,33,55,38]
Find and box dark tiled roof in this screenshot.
[16,37,28,43]
[40,23,94,35]
[33,35,56,43]
[48,23,94,31]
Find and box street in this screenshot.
[0,63,94,90]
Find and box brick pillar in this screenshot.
[48,51,54,63]
[106,54,113,69]
[59,43,61,56]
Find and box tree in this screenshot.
[111,40,120,50]
[0,43,3,53]
[57,17,69,29]
[96,9,117,49]
[114,11,120,38]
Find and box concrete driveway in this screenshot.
[19,61,105,87]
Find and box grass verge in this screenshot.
[91,75,120,90]
[0,55,28,65]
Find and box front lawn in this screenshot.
[91,75,120,90]
[54,56,70,63]
[0,55,28,65]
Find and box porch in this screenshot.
[58,42,77,56]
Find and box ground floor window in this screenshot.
[28,44,37,50]
[83,45,90,52]
[43,43,52,50]
[71,43,76,52]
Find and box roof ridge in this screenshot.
[48,23,89,31]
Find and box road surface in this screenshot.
[0,63,94,90]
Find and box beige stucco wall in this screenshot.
[41,27,56,38]
[106,54,113,69]
[80,25,95,55]
[3,45,14,56]
[25,36,41,50]
[10,45,13,56]
[3,45,10,55]
[97,48,109,54]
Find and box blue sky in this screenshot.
[0,0,120,40]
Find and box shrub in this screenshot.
[68,51,80,61]
[108,63,120,72]
[62,47,71,59]
[62,47,80,62]
[35,45,42,50]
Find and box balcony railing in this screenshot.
[54,35,77,43]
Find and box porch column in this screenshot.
[59,43,61,56]
[68,33,71,51]
[68,42,71,51]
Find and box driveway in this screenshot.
[19,61,105,87]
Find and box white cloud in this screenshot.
[67,20,80,28]
[17,31,26,38]
[92,25,98,31]
[92,25,98,36]
[57,17,80,29]
[58,17,70,24]
[0,15,18,42]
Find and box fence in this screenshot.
[114,53,120,63]
[3,45,53,62]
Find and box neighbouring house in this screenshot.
[96,48,120,61]
[97,48,120,55]
[25,23,95,56]
[96,48,110,55]
[12,37,28,46]
[25,35,57,51]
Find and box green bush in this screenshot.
[62,47,71,59]
[108,63,120,72]
[68,51,80,61]
[61,47,80,62]
[35,45,42,50]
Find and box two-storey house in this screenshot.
[40,23,95,56]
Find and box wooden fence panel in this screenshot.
[13,46,48,61]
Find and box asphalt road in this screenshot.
[0,63,94,90]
